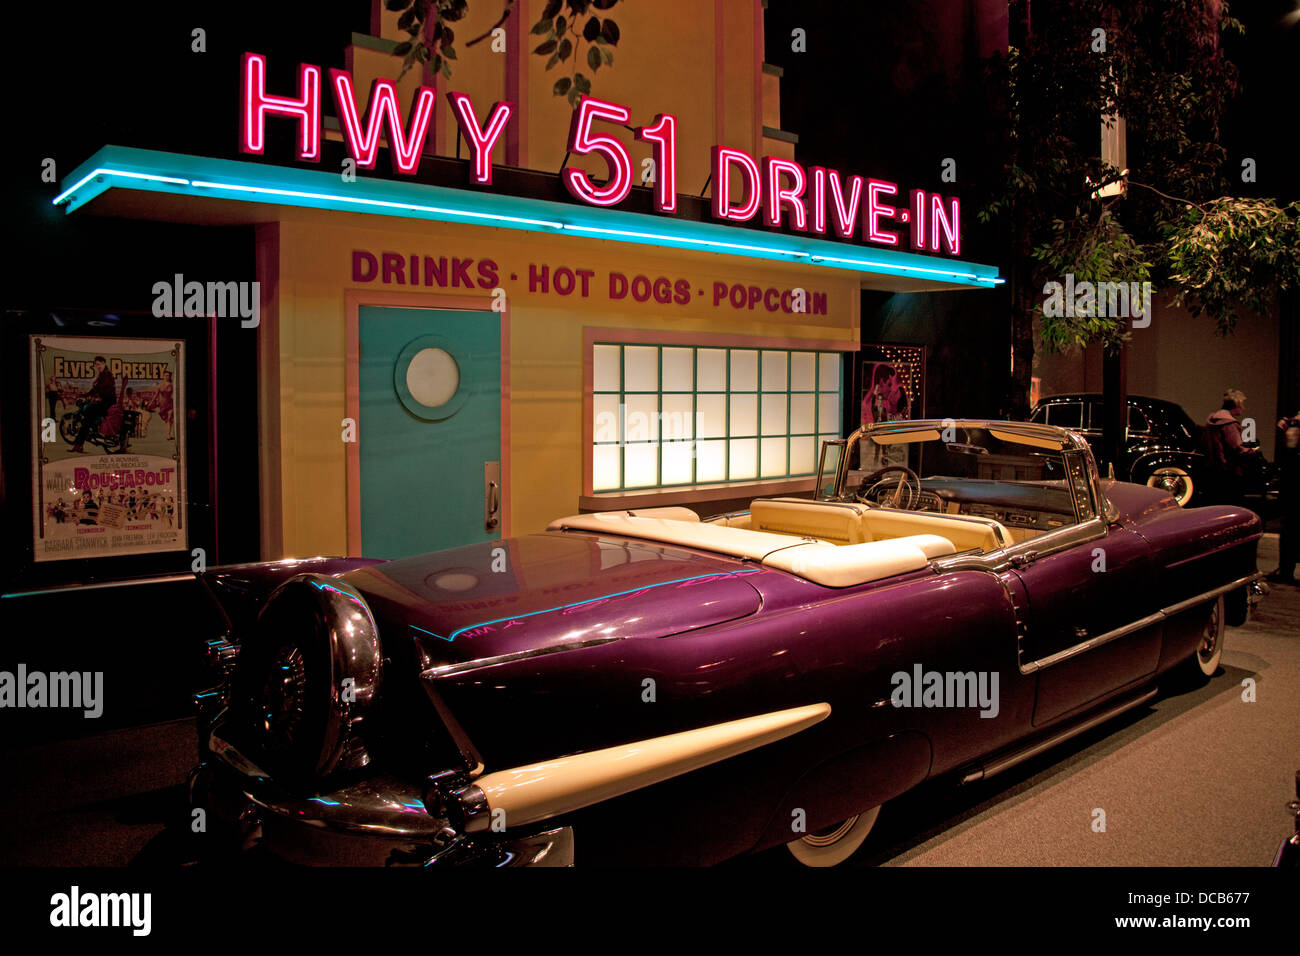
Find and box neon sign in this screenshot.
[239,54,963,255]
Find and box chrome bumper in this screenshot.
[1248,576,1269,610]
[190,722,573,867]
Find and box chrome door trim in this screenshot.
[1019,572,1263,674]
[1161,572,1265,617]
[421,636,623,680]
[930,515,1109,575]
[961,687,1158,783]
[1020,611,1165,674]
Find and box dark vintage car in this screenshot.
[1030,393,1206,506]
[190,420,1267,867]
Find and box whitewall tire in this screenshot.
[785,805,881,867]
[1191,594,1225,677]
[1146,467,1194,507]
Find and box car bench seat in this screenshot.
[749,497,1010,553]
[860,509,1010,553]
[546,511,959,587]
[749,498,871,544]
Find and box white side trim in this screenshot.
[469,703,832,831]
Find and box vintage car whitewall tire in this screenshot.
[1146,467,1194,507]
[785,805,881,867]
[1191,594,1225,677]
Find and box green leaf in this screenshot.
[558,37,572,60]
[443,26,454,44]
[397,8,417,30]
[531,17,553,35]
[441,58,452,78]
[556,15,566,35]
[583,16,601,41]
[587,46,601,71]
[600,19,619,45]
[553,76,572,95]
[442,44,457,60]
[546,51,560,69]
[543,0,562,18]
[393,41,413,56]
[534,38,558,54]
[600,46,613,65]
[567,87,581,108]
[574,72,591,93]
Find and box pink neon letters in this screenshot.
[762,158,807,230]
[330,70,435,174]
[711,147,762,221]
[238,55,964,254]
[240,53,321,162]
[634,113,678,213]
[563,96,634,206]
[447,93,514,185]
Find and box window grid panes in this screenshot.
[592,343,843,492]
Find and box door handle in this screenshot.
[484,461,501,531]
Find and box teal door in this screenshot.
[359,306,501,558]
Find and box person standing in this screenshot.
[1269,411,1300,585]
[1201,388,1260,506]
[157,369,175,440]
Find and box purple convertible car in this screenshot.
[190,419,1267,866]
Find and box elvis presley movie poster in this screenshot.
[859,343,925,471]
[30,336,186,562]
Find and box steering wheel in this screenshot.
[855,465,923,510]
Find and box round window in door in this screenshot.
[393,336,470,421]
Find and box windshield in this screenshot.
[817,422,1095,534]
[850,425,1067,486]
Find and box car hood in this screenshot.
[338,531,764,668]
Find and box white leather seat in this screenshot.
[860,510,1009,553]
[749,498,870,544]
[748,497,1008,553]
[762,534,956,587]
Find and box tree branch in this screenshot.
[1126,179,1210,213]
[466,1,515,47]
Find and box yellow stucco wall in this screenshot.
[265,211,860,558]
[354,0,762,193]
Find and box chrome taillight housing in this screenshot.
[228,573,382,783]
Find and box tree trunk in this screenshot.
[1101,345,1128,476]
[1008,275,1036,420]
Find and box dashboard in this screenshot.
[860,477,1077,535]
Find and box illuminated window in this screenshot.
[592,343,843,491]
